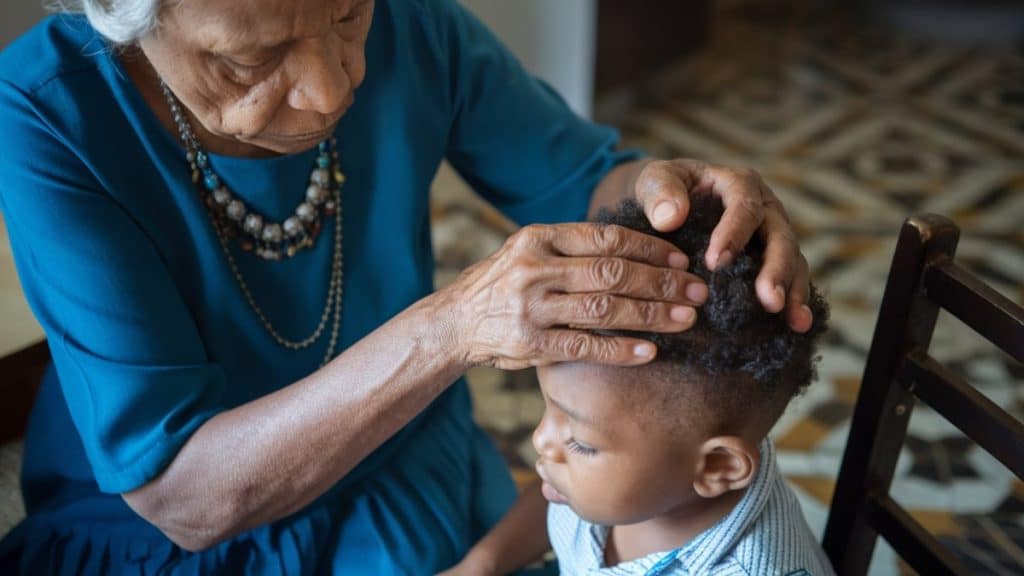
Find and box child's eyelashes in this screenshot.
[566,438,597,457]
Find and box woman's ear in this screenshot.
[692,436,759,498]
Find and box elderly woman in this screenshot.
[0,0,813,573]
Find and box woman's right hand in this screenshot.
[445,222,709,370]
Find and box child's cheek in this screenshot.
[571,465,637,524]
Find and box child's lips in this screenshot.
[535,463,569,504]
[541,480,569,504]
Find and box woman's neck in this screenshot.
[603,488,746,568]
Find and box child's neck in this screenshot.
[603,488,746,568]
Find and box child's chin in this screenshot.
[574,509,621,526]
[573,507,644,527]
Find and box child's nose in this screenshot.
[532,416,565,463]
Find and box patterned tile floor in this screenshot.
[432,3,1024,575]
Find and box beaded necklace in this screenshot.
[160,82,344,365]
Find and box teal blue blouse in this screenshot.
[0,1,637,573]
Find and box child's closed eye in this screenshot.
[566,438,598,457]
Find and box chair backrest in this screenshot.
[822,214,1024,576]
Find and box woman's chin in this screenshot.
[228,134,328,157]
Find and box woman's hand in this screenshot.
[593,158,813,333]
[436,555,495,576]
[446,222,708,370]
[436,480,550,576]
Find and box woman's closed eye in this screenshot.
[220,55,279,83]
[335,1,371,27]
[566,438,598,457]
[332,9,368,40]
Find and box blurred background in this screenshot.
[3,1,1024,574]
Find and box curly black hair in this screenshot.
[594,195,829,433]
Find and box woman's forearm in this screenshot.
[589,158,652,219]
[123,289,468,551]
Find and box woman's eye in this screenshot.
[229,58,272,71]
[220,56,276,83]
[566,439,598,457]
[336,2,369,25]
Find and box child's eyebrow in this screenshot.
[548,395,608,435]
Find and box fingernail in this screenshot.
[671,306,695,323]
[774,285,786,305]
[715,249,734,268]
[668,251,688,269]
[634,343,655,358]
[801,304,813,319]
[653,202,675,226]
[685,283,708,304]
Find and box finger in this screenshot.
[705,168,767,270]
[538,329,657,366]
[782,255,815,332]
[539,223,689,269]
[552,257,709,306]
[754,204,801,314]
[634,160,702,232]
[538,294,697,333]
[784,260,814,333]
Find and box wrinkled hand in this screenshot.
[448,222,708,370]
[436,561,483,576]
[631,159,813,332]
[435,547,499,576]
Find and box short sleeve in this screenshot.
[0,80,225,494]
[440,2,643,226]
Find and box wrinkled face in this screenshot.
[140,0,375,154]
[533,363,701,526]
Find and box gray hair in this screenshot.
[51,0,166,44]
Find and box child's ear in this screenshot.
[692,436,758,498]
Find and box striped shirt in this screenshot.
[547,439,836,575]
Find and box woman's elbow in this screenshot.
[162,528,223,553]
[122,485,236,552]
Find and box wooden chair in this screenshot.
[822,214,1024,575]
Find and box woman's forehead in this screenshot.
[164,0,365,52]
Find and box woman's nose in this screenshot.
[286,40,348,115]
[532,415,565,464]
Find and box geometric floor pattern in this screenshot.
[432,3,1024,574]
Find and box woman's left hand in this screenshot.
[435,551,498,576]
[624,158,813,333]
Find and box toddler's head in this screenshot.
[532,195,829,526]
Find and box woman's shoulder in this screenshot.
[375,0,485,57]
[0,15,146,185]
[0,14,105,96]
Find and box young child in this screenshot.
[443,194,834,576]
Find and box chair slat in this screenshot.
[902,351,1024,480]
[824,215,1024,575]
[924,260,1024,363]
[865,494,967,576]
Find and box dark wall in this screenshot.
[595,0,711,93]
